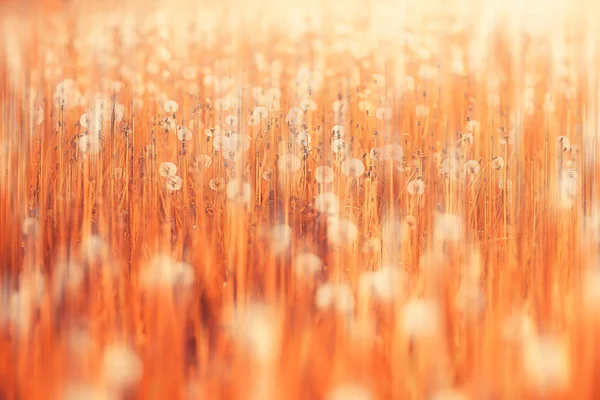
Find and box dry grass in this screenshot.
[1,0,600,399]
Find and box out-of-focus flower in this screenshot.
[166,176,183,191]
[139,253,194,289]
[407,179,425,196]
[293,252,322,277]
[400,299,440,339]
[278,154,302,173]
[327,218,359,246]
[315,282,354,313]
[225,179,251,204]
[101,343,143,392]
[159,162,177,177]
[341,158,365,177]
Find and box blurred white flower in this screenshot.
[522,335,570,391]
[177,127,192,142]
[314,192,340,215]
[375,107,392,121]
[229,303,281,363]
[166,176,183,191]
[331,125,345,138]
[433,213,463,242]
[269,224,293,254]
[327,218,359,246]
[209,177,226,191]
[462,159,481,178]
[300,98,317,111]
[140,253,195,289]
[295,130,312,147]
[341,158,365,178]
[315,165,335,184]
[224,114,239,126]
[331,138,348,154]
[78,134,101,155]
[293,252,322,277]
[406,179,425,196]
[381,144,403,162]
[159,162,177,177]
[315,282,354,313]
[278,153,302,173]
[163,99,179,113]
[102,343,143,392]
[359,265,406,302]
[226,179,251,204]
[400,299,440,339]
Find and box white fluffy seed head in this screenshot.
[293,252,322,277]
[229,303,281,364]
[315,282,354,313]
[522,335,570,392]
[101,343,143,392]
[278,153,302,173]
[225,179,251,205]
[359,265,405,302]
[341,158,365,178]
[314,192,340,215]
[406,179,425,196]
[269,224,293,254]
[400,299,440,339]
[163,99,179,113]
[315,165,335,184]
[433,213,463,243]
[166,176,183,191]
[327,218,359,247]
[159,162,177,177]
[139,254,195,290]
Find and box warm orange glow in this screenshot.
[2,0,600,399]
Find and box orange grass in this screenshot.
[2,0,600,399]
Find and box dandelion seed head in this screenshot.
[315,282,354,313]
[81,235,107,263]
[406,179,425,196]
[269,224,293,254]
[491,156,505,170]
[163,99,179,113]
[295,130,312,147]
[177,127,192,142]
[78,134,101,155]
[400,299,440,339]
[102,343,143,392]
[327,217,358,246]
[278,153,302,173]
[341,158,365,178]
[523,335,570,391]
[209,177,226,191]
[166,175,183,191]
[331,138,348,154]
[159,162,177,178]
[375,107,392,121]
[225,179,251,204]
[293,252,322,277]
[331,125,345,138]
[140,254,195,289]
[315,165,335,184]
